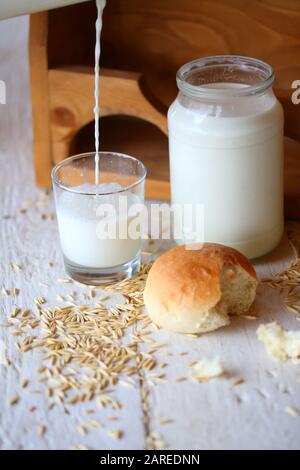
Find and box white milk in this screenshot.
[56,183,142,268]
[168,84,284,258]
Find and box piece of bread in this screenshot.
[257,322,300,361]
[144,243,257,334]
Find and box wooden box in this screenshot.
[29,0,300,212]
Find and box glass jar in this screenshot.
[168,55,284,259]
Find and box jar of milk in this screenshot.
[168,55,284,258]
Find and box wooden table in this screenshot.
[0,15,300,451]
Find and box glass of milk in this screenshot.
[168,55,284,259]
[52,152,146,285]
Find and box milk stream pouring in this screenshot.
[168,56,284,259]
[94,0,106,185]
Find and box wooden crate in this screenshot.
[29,0,300,208]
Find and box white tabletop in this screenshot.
[0,15,299,450]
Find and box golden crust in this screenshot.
[144,243,257,317]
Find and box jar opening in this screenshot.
[177,55,274,99]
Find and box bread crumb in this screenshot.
[190,357,224,382]
[11,262,22,271]
[257,322,300,361]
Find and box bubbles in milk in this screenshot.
[71,182,122,195]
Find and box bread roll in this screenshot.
[144,243,257,334]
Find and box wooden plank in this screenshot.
[284,137,300,221]
[48,67,167,167]
[29,12,53,187]
[146,179,170,201]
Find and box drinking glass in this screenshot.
[52,152,146,285]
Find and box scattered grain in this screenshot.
[38,425,46,436]
[285,406,299,417]
[159,418,174,425]
[107,429,123,440]
[34,297,46,305]
[175,376,187,382]
[70,444,88,450]
[12,288,20,297]
[39,282,49,288]
[77,425,87,436]
[21,379,29,388]
[107,416,118,421]
[10,307,20,318]
[2,264,168,450]
[9,396,19,406]
[231,378,245,387]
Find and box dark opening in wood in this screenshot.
[70,114,170,182]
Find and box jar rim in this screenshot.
[176,55,274,99]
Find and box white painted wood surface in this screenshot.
[0,15,300,450]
